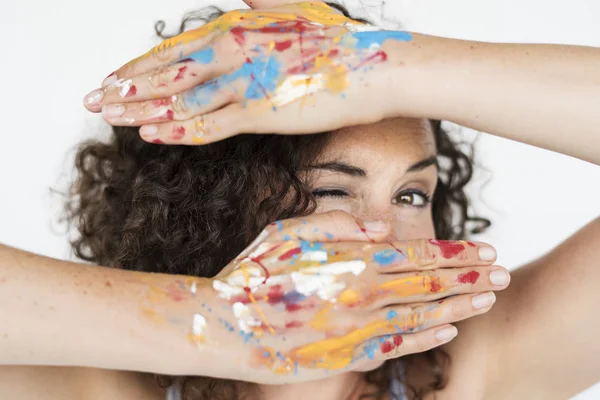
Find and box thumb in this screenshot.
[268,210,392,243]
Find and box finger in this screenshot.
[359,239,497,273]
[267,210,393,243]
[231,211,392,263]
[353,325,457,365]
[338,266,509,308]
[85,56,226,112]
[336,292,493,354]
[101,26,220,88]
[137,103,248,145]
[376,291,496,335]
[101,77,240,127]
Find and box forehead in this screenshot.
[318,117,436,164]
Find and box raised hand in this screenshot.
[83,2,413,145]
[181,211,508,383]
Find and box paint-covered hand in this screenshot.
[83,2,412,145]
[195,210,508,383]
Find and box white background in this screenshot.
[0,0,598,397]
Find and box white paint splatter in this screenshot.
[192,313,206,336]
[300,250,328,262]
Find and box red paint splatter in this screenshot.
[125,85,137,97]
[390,243,405,258]
[467,242,477,247]
[164,110,174,121]
[152,139,165,144]
[380,341,393,354]
[152,98,172,107]
[174,66,188,82]
[274,40,293,52]
[352,51,388,71]
[380,335,403,354]
[285,321,304,329]
[165,282,186,302]
[429,240,465,259]
[393,335,403,346]
[266,285,285,305]
[230,295,252,304]
[231,26,246,46]
[457,271,480,284]
[285,303,304,312]
[429,278,442,293]
[171,126,186,140]
[279,247,301,261]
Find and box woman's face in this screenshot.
[308,117,438,241]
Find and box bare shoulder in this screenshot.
[438,217,600,400]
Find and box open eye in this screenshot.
[392,190,431,208]
[312,189,349,199]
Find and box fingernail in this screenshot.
[362,221,388,233]
[140,125,159,139]
[489,269,510,286]
[103,72,118,87]
[435,326,458,341]
[478,246,496,261]
[84,89,104,107]
[472,292,496,310]
[103,104,125,118]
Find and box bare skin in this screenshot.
[1,117,597,399]
[1,1,599,399]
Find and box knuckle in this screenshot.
[450,302,467,320]
[413,333,437,353]
[148,66,171,93]
[172,95,191,118]
[152,40,176,63]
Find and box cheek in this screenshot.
[391,210,436,240]
[315,199,354,215]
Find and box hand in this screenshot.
[194,210,508,384]
[83,2,413,145]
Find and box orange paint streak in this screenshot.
[133,3,364,65]
[378,274,445,297]
[241,265,275,335]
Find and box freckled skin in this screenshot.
[207,119,447,374]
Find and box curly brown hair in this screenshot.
[64,4,490,400]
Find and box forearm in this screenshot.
[0,243,224,376]
[390,34,600,164]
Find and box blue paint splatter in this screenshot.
[276,221,284,231]
[387,310,398,320]
[188,47,215,64]
[224,55,282,100]
[300,240,323,252]
[364,341,378,360]
[325,232,334,239]
[240,331,254,344]
[184,78,223,107]
[373,249,405,266]
[282,291,306,304]
[347,31,413,49]
[283,235,291,241]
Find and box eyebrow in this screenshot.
[308,155,438,177]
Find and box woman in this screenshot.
[1,1,599,399]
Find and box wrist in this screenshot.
[382,33,474,121]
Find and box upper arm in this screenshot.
[485,217,600,399]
